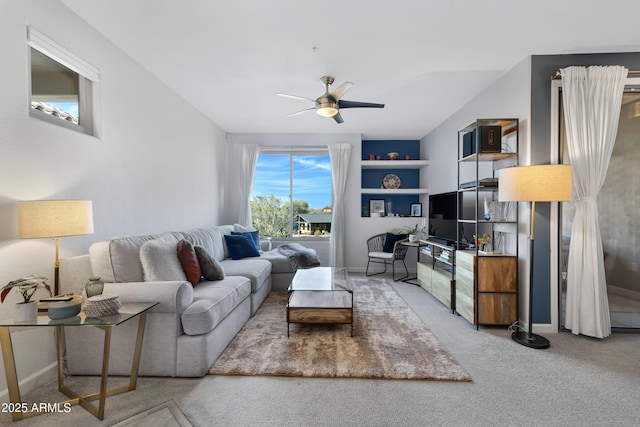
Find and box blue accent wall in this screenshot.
[362,140,420,160]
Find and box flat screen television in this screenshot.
[428,191,461,245]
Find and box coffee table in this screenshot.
[287,267,353,337]
[0,302,157,421]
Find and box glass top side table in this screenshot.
[0,302,158,422]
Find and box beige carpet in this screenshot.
[209,277,471,381]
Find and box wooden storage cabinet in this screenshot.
[455,250,517,326]
[417,241,454,310]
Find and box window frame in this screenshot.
[253,147,332,239]
[27,26,100,137]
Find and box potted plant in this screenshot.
[1,276,52,321]
[405,223,420,242]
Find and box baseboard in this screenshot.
[0,361,58,404]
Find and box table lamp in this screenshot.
[18,200,94,295]
[499,165,572,349]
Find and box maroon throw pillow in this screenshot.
[177,240,202,287]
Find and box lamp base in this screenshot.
[512,331,550,349]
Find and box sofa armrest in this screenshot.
[103,281,193,313]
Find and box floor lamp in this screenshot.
[499,165,572,349]
[18,200,94,295]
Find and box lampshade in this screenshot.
[498,165,572,202]
[316,95,338,117]
[18,200,94,239]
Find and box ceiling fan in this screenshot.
[276,76,385,124]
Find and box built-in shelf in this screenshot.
[361,188,430,195]
[459,152,516,162]
[361,160,430,169]
[458,219,517,224]
[361,139,429,217]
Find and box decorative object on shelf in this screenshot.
[18,200,94,295]
[84,294,122,318]
[375,154,381,160]
[410,203,422,217]
[405,155,411,160]
[368,154,375,160]
[387,152,399,160]
[1,276,52,322]
[47,295,82,320]
[474,233,492,254]
[85,277,104,298]
[483,197,491,221]
[382,173,402,189]
[369,199,385,217]
[499,164,572,349]
[385,200,394,216]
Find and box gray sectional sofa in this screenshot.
[59,224,309,377]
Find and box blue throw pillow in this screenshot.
[224,234,261,260]
[383,233,407,253]
[231,230,260,252]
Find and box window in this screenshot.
[251,151,332,238]
[27,27,99,136]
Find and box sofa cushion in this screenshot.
[223,234,260,260]
[259,249,296,274]
[219,258,272,293]
[231,230,260,252]
[194,246,225,281]
[90,234,162,283]
[177,240,202,287]
[140,235,187,282]
[180,227,221,261]
[181,276,251,335]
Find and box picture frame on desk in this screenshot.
[410,203,422,217]
[369,199,385,217]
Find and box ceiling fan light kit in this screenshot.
[277,75,384,124]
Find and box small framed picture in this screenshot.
[410,203,422,217]
[369,199,385,216]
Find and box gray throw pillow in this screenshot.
[194,246,225,281]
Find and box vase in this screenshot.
[408,234,418,243]
[85,277,104,298]
[14,301,37,322]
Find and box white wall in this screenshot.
[423,57,533,325]
[225,133,425,271]
[0,0,227,400]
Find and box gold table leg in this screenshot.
[0,327,24,421]
[0,311,150,422]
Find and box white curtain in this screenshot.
[234,143,260,227]
[561,65,627,338]
[328,143,352,267]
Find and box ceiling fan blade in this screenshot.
[332,112,344,124]
[330,81,354,100]
[276,93,316,102]
[285,108,315,118]
[338,99,385,109]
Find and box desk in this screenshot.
[0,302,157,421]
[400,240,428,286]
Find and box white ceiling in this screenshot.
[61,0,640,139]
